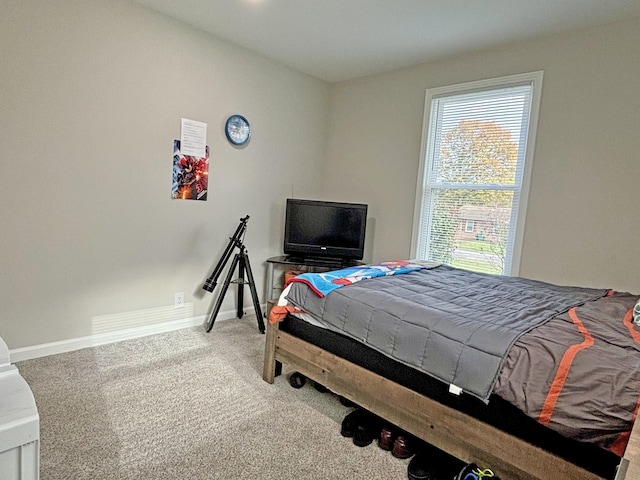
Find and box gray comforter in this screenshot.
[285,265,607,402]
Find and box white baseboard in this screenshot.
[9,305,263,363]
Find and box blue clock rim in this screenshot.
[225,114,251,145]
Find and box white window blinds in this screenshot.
[412,73,542,275]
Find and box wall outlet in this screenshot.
[174,292,185,308]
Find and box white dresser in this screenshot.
[0,337,39,480]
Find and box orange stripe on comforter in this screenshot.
[538,307,594,426]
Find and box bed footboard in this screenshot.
[262,321,637,480]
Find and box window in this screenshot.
[411,72,543,275]
[464,219,474,233]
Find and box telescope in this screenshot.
[202,215,264,333]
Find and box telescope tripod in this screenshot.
[203,215,265,333]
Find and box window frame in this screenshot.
[410,71,543,276]
[464,219,474,233]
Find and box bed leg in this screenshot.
[263,320,279,383]
[616,411,640,479]
[615,459,629,480]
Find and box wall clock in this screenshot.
[225,114,251,146]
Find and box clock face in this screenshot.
[225,115,251,146]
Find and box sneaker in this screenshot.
[455,463,498,480]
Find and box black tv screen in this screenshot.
[283,198,367,262]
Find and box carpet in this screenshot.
[16,317,410,479]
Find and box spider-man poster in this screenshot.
[172,140,209,201]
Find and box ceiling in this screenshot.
[130,0,640,83]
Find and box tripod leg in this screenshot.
[205,253,241,332]
[241,250,266,334]
[237,256,245,319]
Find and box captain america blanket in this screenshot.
[289,260,425,297]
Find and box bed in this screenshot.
[262,263,640,479]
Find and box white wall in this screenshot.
[0,0,330,348]
[324,16,640,293]
[3,2,638,352]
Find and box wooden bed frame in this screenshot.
[262,319,640,480]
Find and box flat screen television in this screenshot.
[283,198,367,263]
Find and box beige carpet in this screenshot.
[17,317,411,479]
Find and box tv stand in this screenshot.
[265,255,364,301]
[286,256,360,267]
